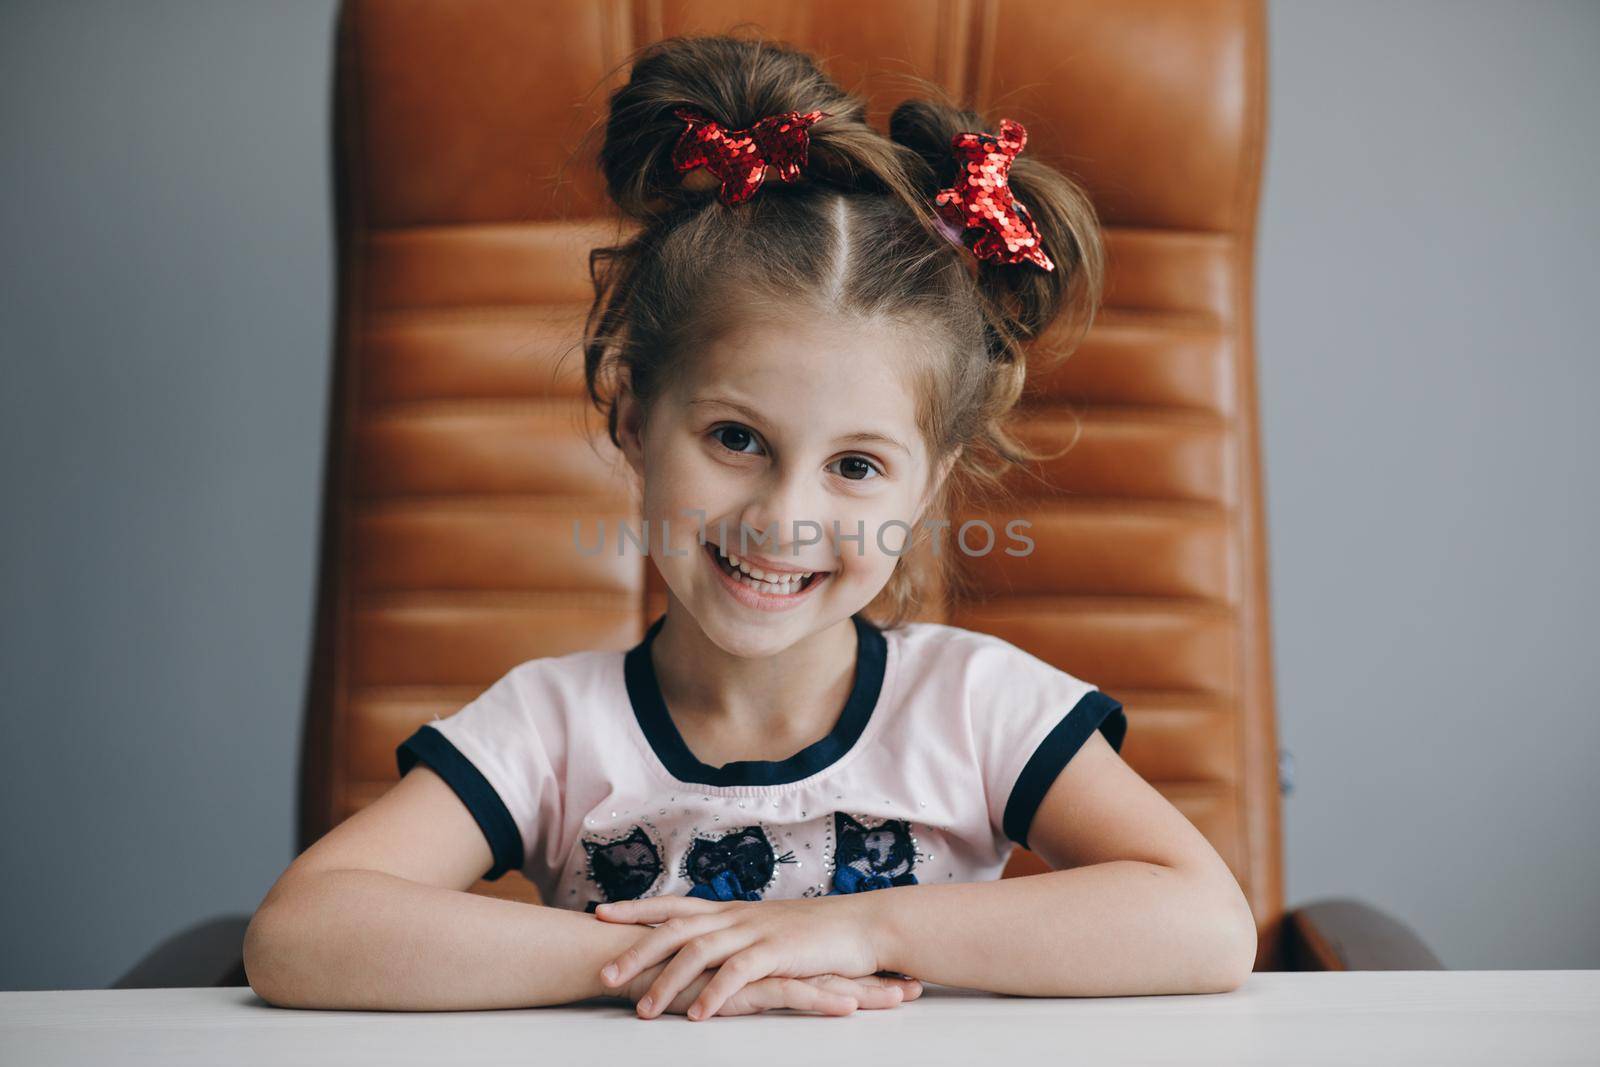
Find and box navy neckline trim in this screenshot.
[624,613,888,787]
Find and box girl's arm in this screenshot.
[862,731,1258,996]
[246,766,920,1013]
[242,765,649,1010]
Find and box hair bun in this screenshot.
[888,98,986,193]
[888,96,1104,349]
[597,36,865,219]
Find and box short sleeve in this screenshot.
[970,638,1128,852]
[395,664,559,881]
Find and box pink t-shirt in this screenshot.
[396,612,1125,910]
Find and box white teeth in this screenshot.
[715,544,815,594]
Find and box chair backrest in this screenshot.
[303,0,1284,968]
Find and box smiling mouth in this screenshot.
[703,541,826,595]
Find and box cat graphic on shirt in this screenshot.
[682,824,796,901]
[581,825,664,912]
[826,813,921,895]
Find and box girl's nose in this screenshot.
[734,471,821,559]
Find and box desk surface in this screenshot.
[3,971,1597,1066]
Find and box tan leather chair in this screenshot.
[119,0,1439,989]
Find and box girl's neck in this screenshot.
[649,606,859,746]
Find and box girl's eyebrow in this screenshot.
[689,395,909,455]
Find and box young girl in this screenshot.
[244,34,1256,1019]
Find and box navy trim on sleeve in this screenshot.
[1002,690,1127,852]
[396,724,523,880]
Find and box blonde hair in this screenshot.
[576,34,1104,629]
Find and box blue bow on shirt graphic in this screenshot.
[826,865,919,895]
[687,868,764,902]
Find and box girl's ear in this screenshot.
[616,383,647,479]
[914,447,962,525]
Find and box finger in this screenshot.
[713,979,774,1018]
[594,895,721,925]
[640,930,748,1019]
[851,973,925,1001]
[688,949,775,1021]
[803,974,905,1010]
[732,977,856,1017]
[776,978,858,1016]
[602,915,719,990]
[654,968,715,1016]
[708,975,909,1018]
[714,976,848,1018]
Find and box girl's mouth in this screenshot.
[702,540,829,608]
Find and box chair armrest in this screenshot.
[1285,897,1444,971]
[112,914,251,988]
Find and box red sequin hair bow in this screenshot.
[670,106,828,205]
[933,118,1055,272]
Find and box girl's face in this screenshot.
[618,312,952,659]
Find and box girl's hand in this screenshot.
[619,959,922,1019]
[594,894,890,1020]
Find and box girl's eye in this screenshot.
[831,456,882,482]
[710,425,881,481]
[710,424,763,455]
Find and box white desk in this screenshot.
[3,971,1597,1065]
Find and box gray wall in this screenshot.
[1259,0,1599,969]
[1,1,335,991]
[1,1,1594,990]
